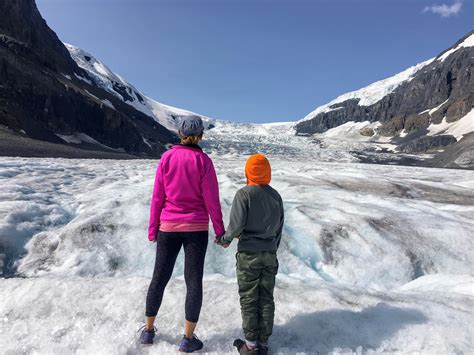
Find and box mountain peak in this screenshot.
[0,0,78,74]
[436,30,474,62]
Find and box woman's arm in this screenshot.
[148,162,166,241]
[201,159,225,237]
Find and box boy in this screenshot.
[216,153,284,355]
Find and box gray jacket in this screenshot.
[223,185,284,252]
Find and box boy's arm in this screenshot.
[275,197,284,248]
[223,189,248,244]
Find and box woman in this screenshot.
[140,115,225,352]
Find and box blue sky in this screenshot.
[37,0,473,123]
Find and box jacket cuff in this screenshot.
[148,229,157,241]
[214,224,225,238]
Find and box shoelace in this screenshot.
[182,333,200,342]
[137,325,157,334]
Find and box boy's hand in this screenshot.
[214,235,230,248]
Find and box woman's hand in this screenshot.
[149,233,157,243]
[214,235,230,248]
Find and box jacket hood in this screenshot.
[245,154,271,186]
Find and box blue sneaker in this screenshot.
[179,334,203,353]
[138,325,156,345]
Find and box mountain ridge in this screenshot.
[0,0,472,167]
[0,0,176,158]
[295,31,473,147]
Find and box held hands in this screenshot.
[214,235,230,248]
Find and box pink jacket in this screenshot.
[148,144,225,241]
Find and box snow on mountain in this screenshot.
[299,58,434,123]
[65,43,204,132]
[316,121,380,140]
[65,43,299,140]
[437,32,474,62]
[64,39,473,169]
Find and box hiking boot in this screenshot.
[138,325,156,345]
[233,339,259,354]
[179,334,204,353]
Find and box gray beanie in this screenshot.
[178,115,204,137]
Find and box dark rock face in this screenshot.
[0,0,77,74]
[0,0,175,157]
[295,31,474,140]
[428,132,474,169]
[398,135,457,153]
[404,113,430,133]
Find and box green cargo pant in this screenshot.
[236,251,278,343]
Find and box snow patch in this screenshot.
[427,109,474,140]
[56,133,101,145]
[313,121,395,146]
[395,274,474,296]
[101,99,115,110]
[84,89,99,101]
[73,72,92,85]
[428,99,449,115]
[399,129,408,138]
[142,137,152,148]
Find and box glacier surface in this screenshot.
[1,150,473,354]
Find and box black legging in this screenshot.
[145,231,208,322]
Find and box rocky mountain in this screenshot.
[295,31,474,161]
[63,44,213,134]
[0,0,177,158]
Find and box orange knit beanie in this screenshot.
[245,154,271,186]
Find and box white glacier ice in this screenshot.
[1,151,473,353]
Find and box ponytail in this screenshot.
[180,133,202,145]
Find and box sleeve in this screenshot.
[201,158,225,237]
[223,189,248,244]
[275,197,285,248]
[148,162,166,241]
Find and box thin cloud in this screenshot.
[423,1,463,18]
